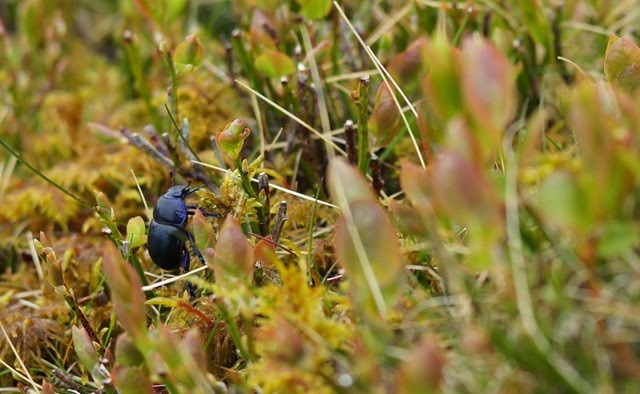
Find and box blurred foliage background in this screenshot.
[1,0,640,393]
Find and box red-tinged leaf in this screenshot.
[368,83,400,149]
[152,327,208,390]
[182,328,207,368]
[254,235,278,266]
[133,0,161,24]
[214,216,254,283]
[389,200,428,238]
[111,366,154,394]
[416,98,444,161]
[250,9,277,50]
[255,50,296,78]
[399,159,431,208]
[430,150,501,226]
[396,335,446,392]
[39,231,52,248]
[42,381,55,394]
[368,99,400,148]
[604,35,640,93]
[115,333,145,367]
[327,158,376,208]
[255,315,306,365]
[296,0,332,20]
[204,248,216,269]
[102,243,148,346]
[174,35,205,75]
[387,37,428,92]
[461,37,516,147]
[72,326,99,375]
[334,200,405,318]
[443,117,482,166]
[48,259,64,289]
[191,209,215,256]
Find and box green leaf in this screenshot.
[421,34,463,122]
[145,296,180,307]
[174,35,205,75]
[94,191,123,239]
[334,200,405,319]
[254,50,296,78]
[166,0,188,20]
[111,366,154,394]
[537,170,587,231]
[126,216,147,249]
[114,333,145,367]
[296,0,332,20]
[72,326,99,376]
[216,119,251,161]
[597,222,639,258]
[519,0,552,52]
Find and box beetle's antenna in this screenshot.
[181,179,203,198]
[183,185,203,198]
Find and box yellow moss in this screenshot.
[176,76,246,150]
[248,263,353,392]
[519,151,582,187]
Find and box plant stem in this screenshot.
[235,157,256,199]
[357,75,370,173]
[217,300,252,362]
[164,51,179,125]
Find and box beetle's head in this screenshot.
[165,185,200,200]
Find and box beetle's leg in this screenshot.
[186,205,223,218]
[181,245,196,300]
[181,244,190,272]
[184,229,206,265]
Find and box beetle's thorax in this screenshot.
[153,193,189,226]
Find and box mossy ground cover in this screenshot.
[1,1,640,393]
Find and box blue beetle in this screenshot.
[148,184,218,298]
